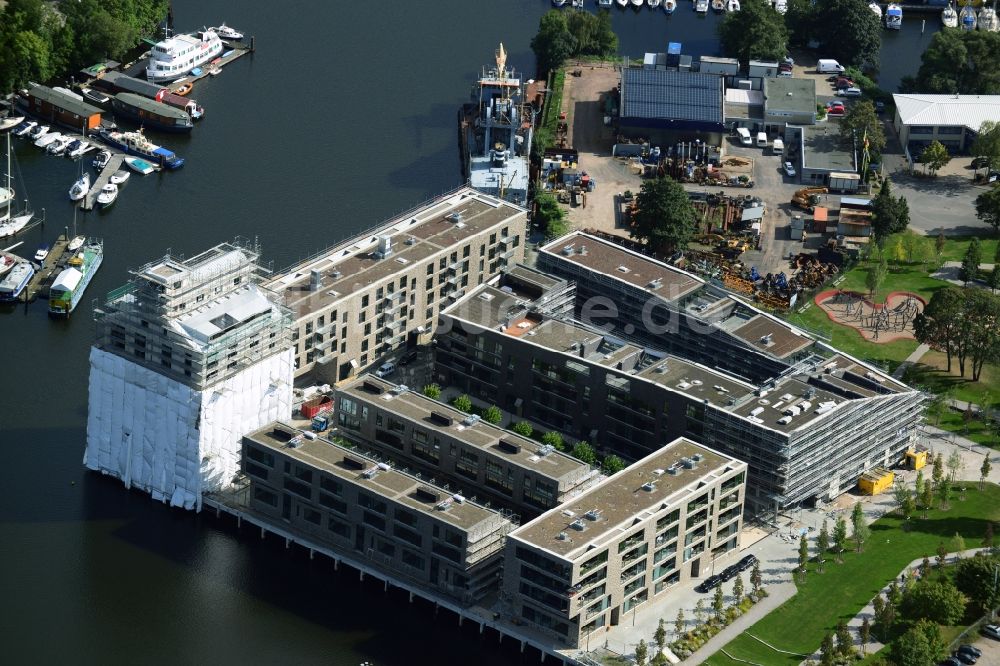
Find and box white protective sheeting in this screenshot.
[84,346,294,510]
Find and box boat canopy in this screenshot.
[51,267,83,294]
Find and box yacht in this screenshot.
[617,0,629,6]
[774,0,788,14]
[28,124,49,140]
[885,3,902,29]
[664,0,677,12]
[146,28,224,83]
[69,173,91,201]
[598,0,613,5]
[552,0,567,5]
[631,0,644,6]
[214,23,244,40]
[960,3,977,29]
[0,125,34,240]
[93,150,111,170]
[34,132,62,149]
[0,260,34,301]
[695,0,710,13]
[649,0,662,7]
[979,2,1000,30]
[0,116,24,132]
[46,136,71,156]
[96,183,118,207]
[728,0,741,10]
[67,140,90,159]
[109,170,130,185]
[48,239,103,317]
[34,245,49,262]
[942,2,959,26]
[98,128,185,169]
[869,1,882,19]
[712,0,725,12]
[13,121,37,137]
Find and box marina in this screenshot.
[20,232,70,302]
[81,154,126,212]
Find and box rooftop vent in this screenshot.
[405,236,417,245]
[498,439,521,455]
[691,453,704,462]
[342,456,365,470]
[652,469,665,477]
[430,411,454,427]
[376,235,393,259]
[452,493,465,504]
[584,509,602,521]
[309,269,322,292]
[537,444,555,457]
[642,482,656,492]
[760,334,773,345]
[578,245,588,255]
[557,531,569,541]
[415,486,440,502]
[478,292,495,302]
[647,278,663,289]
[682,457,697,469]
[446,212,463,223]
[331,269,342,279]
[562,245,575,256]
[570,519,586,531]
[362,467,379,479]
[667,465,680,475]
[617,265,630,273]
[462,414,482,427]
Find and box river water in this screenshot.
[0,2,934,663]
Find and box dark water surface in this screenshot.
[0,2,931,663]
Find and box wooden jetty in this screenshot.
[24,233,70,302]
[81,154,125,212]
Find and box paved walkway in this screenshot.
[801,548,991,663]
[891,343,930,379]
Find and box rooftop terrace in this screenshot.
[511,439,740,560]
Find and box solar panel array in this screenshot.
[621,69,723,124]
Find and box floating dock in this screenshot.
[24,233,70,301]
[81,154,125,211]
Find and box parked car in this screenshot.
[695,575,722,593]
[982,624,1000,640]
[875,100,885,113]
[737,554,758,571]
[958,645,982,658]
[834,76,855,90]
[779,62,793,72]
[827,106,846,117]
[782,55,795,67]
[784,161,797,177]
[838,87,863,98]
[972,156,992,170]
[777,70,793,78]
[827,100,845,110]
[375,361,396,378]
[940,658,963,666]
[720,565,740,581]
[952,651,977,665]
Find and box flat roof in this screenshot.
[764,77,816,115]
[621,68,723,124]
[539,232,703,303]
[510,439,742,560]
[246,423,506,532]
[27,85,102,118]
[339,376,595,486]
[729,314,814,359]
[802,121,856,173]
[266,188,523,318]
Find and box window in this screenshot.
[485,460,513,494]
[358,492,387,514]
[412,437,439,464]
[320,476,342,495]
[515,546,570,580]
[620,559,647,582]
[245,462,269,481]
[362,295,369,308]
[318,492,347,514]
[283,477,311,500]
[618,530,645,553]
[523,477,557,509]
[394,524,422,547]
[302,508,322,525]
[432,542,462,564]
[395,508,419,528]
[401,549,425,571]
[580,550,608,576]
[253,486,277,507]
[294,466,313,483]
[328,516,351,539]
[456,449,479,480]
[362,510,386,531]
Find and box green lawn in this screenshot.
[937,237,1000,264]
[703,484,1000,666]
[933,411,999,448]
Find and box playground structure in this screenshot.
[815,290,926,343]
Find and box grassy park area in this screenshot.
[703,484,1000,666]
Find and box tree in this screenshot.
[451,394,472,412]
[852,502,869,553]
[840,100,886,155]
[634,640,648,666]
[750,560,763,596]
[988,265,1000,295]
[630,176,698,254]
[892,478,910,516]
[947,450,963,483]
[674,608,685,637]
[798,533,810,571]
[900,579,968,624]
[955,552,1000,612]
[871,179,910,242]
[530,11,577,75]
[975,185,1000,235]
[718,0,789,64]
[902,492,916,523]
[860,617,871,656]
[937,479,952,510]
[602,454,625,475]
[972,121,1000,177]
[961,238,983,284]
[950,532,966,555]
[541,431,564,451]
[819,633,836,666]
[922,482,934,512]
[512,421,533,438]
[872,594,892,641]
[933,451,945,485]
[921,556,932,577]
[564,8,618,58]
[712,585,725,621]
[890,619,946,666]
[813,0,882,67]
[887,580,903,610]
[817,520,830,562]
[482,405,502,425]
[694,599,707,625]
[937,542,949,568]
[937,228,947,256]
[835,619,854,658]
[421,383,441,399]
[655,618,666,650]
[919,140,951,176]
[981,453,993,490]
[732,574,745,606]
[915,470,925,499]
[833,516,849,558]
[983,522,994,549]
[571,440,597,465]
[535,191,570,239]
[903,29,1000,95]
[914,287,968,373]
[865,255,887,299]
[962,290,1000,381]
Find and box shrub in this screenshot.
[512,421,534,437]
[451,394,472,412]
[421,383,441,399]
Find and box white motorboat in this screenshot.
[712,0,725,11]
[631,0,644,6]
[942,2,958,26]
[885,3,902,29]
[869,1,882,19]
[960,4,977,29]
[67,236,85,252]
[0,253,17,277]
[46,136,71,156]
[146,28,223,83]
[34,132,62,149]
[14,121,37,137]
[67,140,90,159]
[664,0,677,11]
[552,0,567,5]
[598,0,614,6]
[980,2,1000,31]
[96,183,118,207]
[774,0,788,13]
[617,0,629,6]
[69,173,91,201]
[695,0,709,12]
[34,244,49,262]
[93,150,111,169]
[214,22,244,40]
[124,156,158,175]
[109,169,130,185]
[649,0,663,8]
[571,0,584,6]
[28,124,49,140]
[0,116,25,132]
[728,0,740,10]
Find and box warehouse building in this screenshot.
[892,93,1000,154]
[618,68,726,146]
[503,439,746,647]
[763,77,816,129]
[242,423,513,603]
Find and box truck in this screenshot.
[736,127,752,146]
[791,186,828,212]
[816,59,845,74]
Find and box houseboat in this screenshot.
[146,29,224,83]
[48,239,104,317]
[98,128,185,169]
[110,93,193,133]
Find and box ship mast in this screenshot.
[496,42,508,101]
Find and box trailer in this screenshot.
[828,171,861,193]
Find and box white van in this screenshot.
[817,59,845,74]
[756,132,768,148]
[772,138,784,155]
[736,127,752,145]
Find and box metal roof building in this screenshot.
[619,69,725,144]
[892,93,1000,153]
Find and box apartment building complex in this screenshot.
[85,241,294,510]
[264,186,526,383]
[503,439,747,648]
[332,376,601,521]
[242,422,514,603]
[435,243,923,513]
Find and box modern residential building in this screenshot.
[85,240,294,510]
[242,422,513,603]
[264,186,526,383]
[618,68,725,146]
[435,234,924,514]
[331,374,601,521]
[502,439,747,648]
[892,93,1000,154]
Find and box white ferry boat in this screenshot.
[146,29,223,83]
